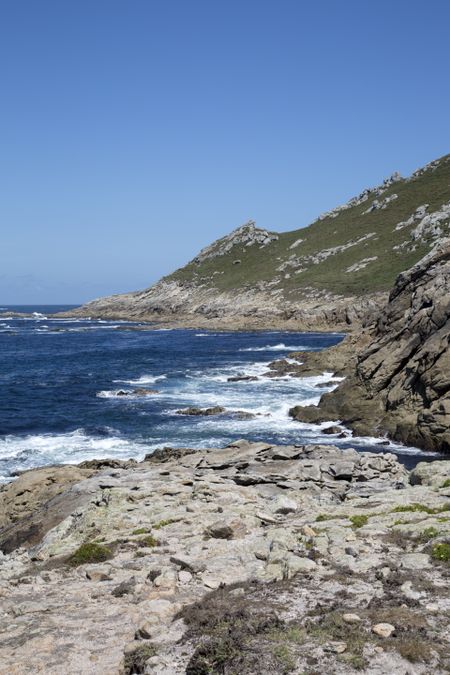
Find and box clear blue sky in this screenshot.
[1,0,449,304]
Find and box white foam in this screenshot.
[97,389,131,398]
[239,343,312,352]
[114,374,167,385]
[159,367,340,422]
[0,429,144,481]
[97,385,163,398]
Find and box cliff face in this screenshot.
[291,243,450,453]
[68,154,450,329]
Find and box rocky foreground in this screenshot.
[1,442,449,674]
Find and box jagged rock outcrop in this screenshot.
[193,221,279,263]
[290,244,450,453]
[64,154,450,330]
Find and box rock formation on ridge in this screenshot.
[65,154,450,330]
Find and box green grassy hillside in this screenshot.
[167,154,450,299]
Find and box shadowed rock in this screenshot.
[290,244,450,454]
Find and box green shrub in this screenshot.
[153,519,175,530]
[315,514,345,522]
[132,527,149,535]
[418,527,439,542]
[350,515,368,529]
[68,542,112,566]
[138,534,159,548]
[392,503,450,515]
[431,543,450,563]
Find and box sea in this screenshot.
[0,305,440,482]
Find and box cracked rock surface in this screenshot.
[0,440,449,673]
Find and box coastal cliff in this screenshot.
[68,154,450,330]
[289,243,450,454]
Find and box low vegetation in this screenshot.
[123,644,157,675]
[349,515,369,529]
[137,534,159,548]
[175,568,450,674]
[68,542,112,566]
[167,155,450,299]
[391,502,450,515]
[153,518,176,529]
[431,542,450,563]
[131,527,149,535]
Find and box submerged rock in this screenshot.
[322,425,344,435]
[133,388,159,396]
[227,375,259,382]
[176,405,226,416]
[116,388,159,396]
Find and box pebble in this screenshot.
[272,496,298,514]
[342,613,362,624]
[255,511,278,524]
[400,553,431,570]
[302,525,317,537]
[136,621,154,639]
[372,623,395,638]
[400,580,423,600]
[85,567,112,582]
[324,641,347,653]
[178,570,192,584]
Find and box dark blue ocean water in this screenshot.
[0,305,437,481]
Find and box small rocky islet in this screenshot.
[0,441,449,673]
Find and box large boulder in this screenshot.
[0,465,95,531]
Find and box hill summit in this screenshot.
[71,153,450,329]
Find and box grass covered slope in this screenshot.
[70,153,450,327]
[168,154,450,297]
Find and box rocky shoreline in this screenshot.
[286,244,450,455]
[0,441,449,673]
[59,290,385,333]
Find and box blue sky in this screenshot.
[1,0,449,304]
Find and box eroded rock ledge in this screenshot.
[0,441,449,673]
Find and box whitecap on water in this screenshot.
[239,343,313,352]
[0,429,144,482]
[114,374,167,385]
